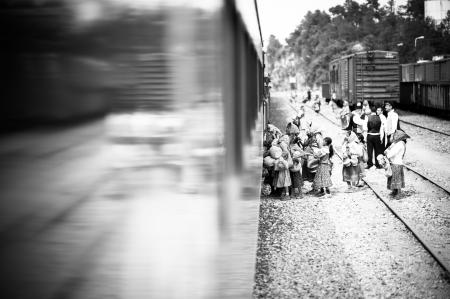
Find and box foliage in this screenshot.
[269,0,450,89]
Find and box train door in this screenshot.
[348,55,355,104]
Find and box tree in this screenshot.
[265,0,450,88]
[266,35,283,74]
[405,0,425,19]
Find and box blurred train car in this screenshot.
[0,0,266,297]
[400,58,450,118]
[329,50,400,106]
[0,0,266,130]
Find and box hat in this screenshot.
[269,146,282,159]
[391,129,410,143]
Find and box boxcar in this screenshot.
[400,58,450,117]
[329,50,400,106]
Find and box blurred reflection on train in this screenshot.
[0,0,265,298]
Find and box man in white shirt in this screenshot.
[377,106,387,148]
[351,103,365,135]
[384,101,399,147]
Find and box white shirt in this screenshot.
[385,110,399,136]
[352,114,364,133]
[378,114,387,140]
[386,141,405,165]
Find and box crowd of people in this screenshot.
[262,99,410,199]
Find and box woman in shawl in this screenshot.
[342,131,363,190]
[302,127,322,183]
[384,130,409,197]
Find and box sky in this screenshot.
[258,0,408,45]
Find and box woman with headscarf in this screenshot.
[342,131,363,190]
[302,126,322,184]
[384,129,409,197]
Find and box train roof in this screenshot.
[401,57,450,67]
[330,50,398,64]
[235,0,264,63]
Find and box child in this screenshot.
[290,145,304,199]
[357,133,367,185]
[313,137,334,196]
[273,151,292,200]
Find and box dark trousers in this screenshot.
[367,134,384,167]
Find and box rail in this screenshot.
[302,104,450,275]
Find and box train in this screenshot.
[328,50,400,106]
[0,1,266,297]
[400,58,450,116]
[326,50,450,118]
[0,0,267,132]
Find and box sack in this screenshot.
[286,152,294,169]
[340,113,351,129]
[385,164,392,177]
[263,156,275,167]
[343,157,351,167]
[306,154,319,172]
[362,145,368,163]
[269,146,282,159]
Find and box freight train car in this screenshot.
[329,50,399,106]
[400,58,450,118]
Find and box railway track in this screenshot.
[400,119,450,138]
[300,103,450,275]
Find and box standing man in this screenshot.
[377,106,387,148]
[350,102,365,138]
[384,101,399,147]
[366,106,383,169]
